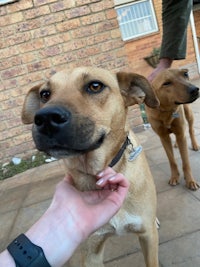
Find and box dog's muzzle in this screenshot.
[32,105,105,157]
[175,85,199,105]
[188,85,199,101]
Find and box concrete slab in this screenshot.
[159,231,200,267]
[9,199,51,243]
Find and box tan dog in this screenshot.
[145,69,199,191]
[22,67,159,267]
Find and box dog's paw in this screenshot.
[168,177,179,186]
[192,143,199,151]
[186,180,200,191]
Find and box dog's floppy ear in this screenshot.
[116,72,159,108]
[21,83,43,124]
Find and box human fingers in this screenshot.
[96,167,118,189]
[101,175,129,210]
[99,173,129,194]
[96,166,116,179]
[88,174,129,232]
[107,173,130,205]
[96,172,129,207]
[96,171,129,189]
[96,174,117,190]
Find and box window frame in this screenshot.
[115,0,158,41]
[0,0,19,6]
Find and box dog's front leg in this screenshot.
[83,231,114,267]
[138,223,159,267]
[159,135,180,186]
[66,230,114,267]
[184,104,199,151]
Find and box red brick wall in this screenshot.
[194,7,200,56]
[194,9,200,61]
[194,9,200,36]
[0,0,129,164]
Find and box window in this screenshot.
[115,0,158,41]
[0,0,19,5]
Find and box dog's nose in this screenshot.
[34,106,71,134]
[189,86,199,97]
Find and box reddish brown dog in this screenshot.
[146,69,199,190]
[22,67,159,267]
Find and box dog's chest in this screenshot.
[164,109,185,130]
[153,107,183,130]
[110,210,143,234]
[95,210,143,236]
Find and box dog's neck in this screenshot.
[157,104,179,114]
[62,133,131,191]
[156,105,180,129]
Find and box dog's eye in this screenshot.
[163,81,171,86]
[183,72,189,78]
[40,90,51,103]
[86,81,105,94]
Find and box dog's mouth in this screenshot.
[175,90,199,105]
[175,97,198,105]
[34,132,106,159]
[32,106,108,158]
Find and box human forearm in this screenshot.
[25,203,83,267]
[0,169,129,267]
[0,206,82,267]
[0,250,16,267]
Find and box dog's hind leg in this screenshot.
[184,104,199,151]
[138,223,159,267]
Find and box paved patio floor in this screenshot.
[0,80,200,267]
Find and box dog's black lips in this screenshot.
[39,133,106,158]
[175,98,198,105]
[175,92,199,105]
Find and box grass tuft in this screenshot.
[0,152,49,180]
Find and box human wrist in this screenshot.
[25,205,82,267]
[7,234,51,267]
[0,250,16,267]
[158,57,173,68]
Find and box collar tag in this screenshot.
[172,112,179,118]
[128,145,143,161]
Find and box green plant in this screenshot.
[150,47,160,56]
[144,47,161,68]
[0,152,49,180]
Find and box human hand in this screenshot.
[148,57,173,82]
[24,167,129,267]
[51,167,129,242]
